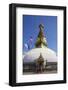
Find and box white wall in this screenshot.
[0,0,68,90]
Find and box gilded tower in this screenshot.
[35,24,47,48]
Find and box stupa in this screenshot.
[23,24,57,73]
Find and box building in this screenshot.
[23,24,57,74]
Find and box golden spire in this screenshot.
[35,24,47,48]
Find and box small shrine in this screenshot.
[35,53,44,72]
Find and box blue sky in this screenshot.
[23,15,57,53]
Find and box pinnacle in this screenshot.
[35,24,47,48]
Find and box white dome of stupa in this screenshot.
[23,47,57,63]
